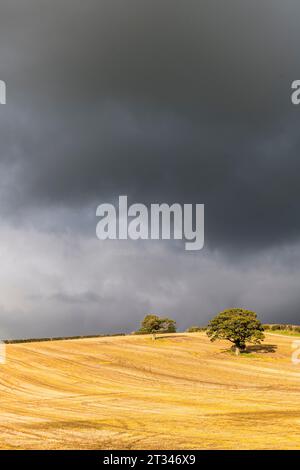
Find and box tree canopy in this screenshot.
[206,308,265,354]
[137,314,176,339]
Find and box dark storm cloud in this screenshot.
[0,1,300,337]
[1,0,300,252]
[1,0,298,115]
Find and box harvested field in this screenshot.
[0,332,299,449]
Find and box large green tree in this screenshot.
[206,308,265,355]
[137,314,176,340]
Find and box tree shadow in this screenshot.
[221,343,278,355]
[245,344,277,354]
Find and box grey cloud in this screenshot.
[0,226,299,340]
[0,1,300,336]
[0,1,299,251]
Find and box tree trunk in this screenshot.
[152,332,156,341]
[234,342,246,355]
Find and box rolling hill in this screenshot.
[0,332,299,449]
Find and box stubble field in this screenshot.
[0,332,299,449]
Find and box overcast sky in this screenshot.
[0,1,300,339]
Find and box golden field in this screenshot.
[0,332,299,449]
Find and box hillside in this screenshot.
[0,332,299,449]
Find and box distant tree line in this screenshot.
[4,333,126,344]
[185,326,207,333]
[9,313,298,351]
[263,324,300,333]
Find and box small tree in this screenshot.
[137,314,176,340]
[206,308,265,355]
